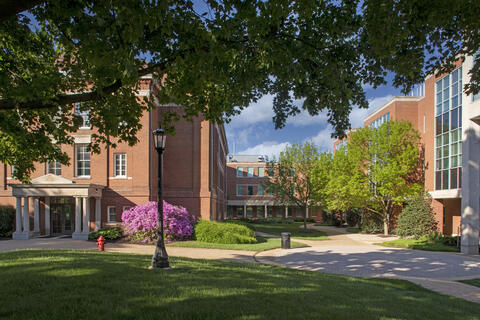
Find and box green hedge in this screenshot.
[195,220,257,244]
[88,227,122,240]
[0,206,15,237]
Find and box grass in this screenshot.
[249,222,329,240]
[167,236,307,251]
[458,279,480,288]
[346,227,361,233]
[378,238,460,252]
[1,250,479,320]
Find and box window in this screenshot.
[287,207,292,217]
[46,161,61,175]
[246,206,253,217]
[237,185,243,196]
[247,167,254,177]
[435,67,462,190]
[75,144,91,177]
[75,103,90,128]
[267,206,273,217]
[257,206,264,217]
[369,112,390,128]
[114,153,127,177]
[258,167,265,177]
[227,206,233,217]
[257,184,264,196]
[247,185,254,195]
[10,165,16,177]
[108,206,117,222]
[236,167,243,177]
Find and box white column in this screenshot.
[82,197,89,234]
[264,205,268,218]
[44,197,50,236]
[285,206,288,218]
[33,197,40,234]
[13,197,28,240]
[23,197,30,237]
[94,197,101,231]
[15,197,22,233]
[74,197,81,233]
[243,204,247,218]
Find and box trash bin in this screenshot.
[281,232,291,249]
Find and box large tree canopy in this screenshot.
[1,0,480,181]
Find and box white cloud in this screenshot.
[348,94,394,129]
[307,126,335,152]
[368,94,393,110]
[238,141,289,159]
[228,95,275,128]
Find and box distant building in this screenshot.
[225,155,323,221]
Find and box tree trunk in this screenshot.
[383,219,389,236]
[303,205,308,230]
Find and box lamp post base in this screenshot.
[151,252,170,269]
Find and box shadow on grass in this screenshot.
[0,250,478,320]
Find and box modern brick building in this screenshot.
[225,155,322,221]
[1,77,228,240]
[349,57,479,254]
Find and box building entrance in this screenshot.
[50,197,75,236]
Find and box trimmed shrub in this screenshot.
[89,227,122,240]
[194,220,257,244]
[122,201,198,243]
[0,206,15,238]
[361,214,384,234]
[396,195,437,239]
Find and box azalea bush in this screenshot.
[121,201,198,243]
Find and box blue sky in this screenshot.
[225,79,406,158]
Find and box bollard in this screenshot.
[281,232,291,249]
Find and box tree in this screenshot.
[2,1,480,181]
[396,193,438,239]
[264,141,323,230]
[328,121,424,235]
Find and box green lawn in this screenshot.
[1,250,478,320]
[346,227,361,233]
[378,238,460,252]
[314,221,334,226]
[167,236,307,251]
[459,279,480,288]
[250,222,329,240]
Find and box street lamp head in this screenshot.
[152,128,167,151]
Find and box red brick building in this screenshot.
[345,57,480,253]
[225,155,322,221]
[1,77,228,240]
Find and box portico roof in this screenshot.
[9,174,104,198]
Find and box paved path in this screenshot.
[0,238,256,264]
[255,224,480,304]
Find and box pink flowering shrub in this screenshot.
[121,201,198,243]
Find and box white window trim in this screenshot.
[258,167,265,178]
[107,206,117,223]
[75,103,91,129]
[75,144,91,178]
[236,184,243,196]
[114,153,127,178]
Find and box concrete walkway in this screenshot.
[0,237,256,264]
[255,224,480,304]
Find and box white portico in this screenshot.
[10,174,104,240]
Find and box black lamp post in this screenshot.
[151,128,170,269]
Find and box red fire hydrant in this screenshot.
[96,236,105,251]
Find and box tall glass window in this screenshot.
[236,185,243,195]
[369,112,390,128]
[435,67,462,190]
[247,167,254,177]
[75,144,91,177]
[257,184,264,196]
